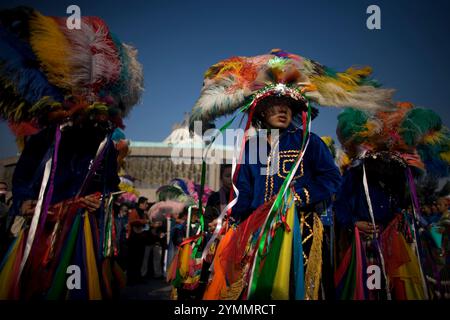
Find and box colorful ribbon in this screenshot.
[247,97,312,299]
[405,167,430,299]
[19,125,62,278]
[362,160,391,300]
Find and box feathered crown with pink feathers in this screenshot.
[189,49,395,127]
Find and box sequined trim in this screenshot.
[293,189,303,206]
[304,213,323,300]
[264,149,304,202]
[303,188,310,205]
[276,150,304,180]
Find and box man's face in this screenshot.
[263,104,293,129]
[139,201,148,210]
[221,167,232,190]
[437,198,448,214]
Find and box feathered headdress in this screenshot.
[337,102,450,177]
[0,7,144,136]
[189,49,395,127]
[156,178,213,206]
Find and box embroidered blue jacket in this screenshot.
[231,125,342,222]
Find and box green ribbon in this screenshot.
[248,97,312,299]
[193,100,253,258]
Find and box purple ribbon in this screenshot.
[406,167,423,220]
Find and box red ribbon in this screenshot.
[178,233,202,248]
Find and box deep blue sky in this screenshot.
[1,0,449,157]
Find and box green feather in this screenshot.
[324,66,338,78]
[337,108,369,145]
[157,185,186,202]
[401,108,442,146]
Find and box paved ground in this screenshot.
[120,277,172,300]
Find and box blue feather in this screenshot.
[170,178,189,195]
[0,26,63,104]
[111,127,126,142]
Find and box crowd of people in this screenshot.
[0,7,448,301]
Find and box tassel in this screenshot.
[304,214,323,300]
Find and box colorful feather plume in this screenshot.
[0,6,144,136]
[54,17,121,96]
[156,178,213,206]
[337,102,450,177]
[190,49,395,127]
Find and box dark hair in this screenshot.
[0,181,7,188]
[138,196,148,205]
[252,96,304,128]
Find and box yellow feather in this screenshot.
[29,12,73,90]
[310,75,356,93]
[341,66,373,83]
[423,131,446,144]
[321,136,333,147]
[336,150,351,173]
[440,151,450,163]
[205,60,243,79]
[311,66,373,93]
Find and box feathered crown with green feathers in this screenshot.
[337,102,450,178]
[0,6,144,137]
[189,49,396,127]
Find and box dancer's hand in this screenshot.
[355,221,379,234]
[80,194,101,213]
[208,219,219,232]
[20,200,37,216]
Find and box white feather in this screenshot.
[58,17,121,101]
